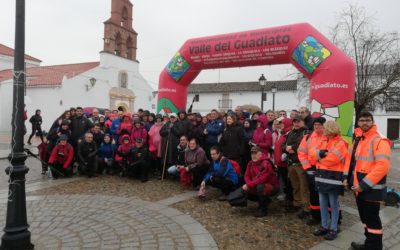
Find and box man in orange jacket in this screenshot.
[298,117,327,225]
[348,111,391,250]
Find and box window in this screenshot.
[119,71,128,88]
[218,99,232,109]
[194,94,199,102]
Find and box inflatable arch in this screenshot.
[157,23,355,139]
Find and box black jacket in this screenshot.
[282,126,309,165]
[159,122,181,165]
[131,146,148,166]
[77,140,98,163]
[71,116,93,143]
[29,114,42,127]
[220,124,244,161]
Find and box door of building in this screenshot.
[387,119,400,140]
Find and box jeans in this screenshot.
[167,165,180,176]
[319,192,340,231]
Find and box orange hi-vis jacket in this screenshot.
[315,135,350,194]
[298,131,328,174]
[349,125,391,202]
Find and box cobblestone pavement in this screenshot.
[0,194,217,250]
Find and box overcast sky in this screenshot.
[0,0,399,89]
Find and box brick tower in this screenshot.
[103,0,138,61]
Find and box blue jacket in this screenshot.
[110,118,122,141]
[99,142,115,159]
[203,157,238,185]
[205,119,224,145]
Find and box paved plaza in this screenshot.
[0,138,399,249]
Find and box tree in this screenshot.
[331,4,400,118]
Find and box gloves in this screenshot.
[319,150,328,159]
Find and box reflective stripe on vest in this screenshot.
[372,184,386,190]
[301,159,310,165]
[367,228,383,235]
[306,170,315,175]
[298,146,307,153]
[355,136,380,162]
[332,148,345,163]
[315,177,343,185]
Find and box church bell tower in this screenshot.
[103,0,138,61]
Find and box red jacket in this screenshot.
[48,143,74,169]
[244,154,279,189]
[131,126,148,145]
[115,135,133,161]
[252,115,272,156]
[37,142,49,162]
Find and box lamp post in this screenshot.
[1,0,34,249]
[271,83,277,112]
[258,74,266,111]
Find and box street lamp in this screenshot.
[271,83,277,112]
[258,74,266,111]
[1,0,34,249]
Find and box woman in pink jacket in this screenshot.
[251,115,272,157]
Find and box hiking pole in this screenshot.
[161,137,169,181]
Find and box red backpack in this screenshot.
[228,159,241,176]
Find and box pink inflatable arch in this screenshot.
[157,23,355,138]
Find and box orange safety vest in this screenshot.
[350,125,391,202]
[298,131,328,173]
[314,135,349,194]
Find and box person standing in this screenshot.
[349,112,391,250]
[204,109,224,159]
[219,114,244,163]
[27,109,44,145]
[299,107,314,131]
[298,117,327,225]
[312,121,349,240]
[70,107,93,150]
[282,115,310,217]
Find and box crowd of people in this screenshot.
[27,105,391,249]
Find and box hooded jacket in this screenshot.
[252,115,273,156]
[48,143,74,168]
[115,135,133,161]
[131,123,148,145]
[244,154,279,189]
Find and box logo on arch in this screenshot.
[292,36,331,75]
[166,52,191,82]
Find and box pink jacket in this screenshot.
[131,126,148,145]
[148,122,163,158]
[252,115,272,156]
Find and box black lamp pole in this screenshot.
[1,0,34,249]
[259,74,266,112]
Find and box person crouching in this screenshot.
[242,146,280,217]
[77,132,98,178]
[201,146,239,201]
[48,134,74,178]
[115,135,133,177]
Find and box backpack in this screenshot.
[229,159,241,176]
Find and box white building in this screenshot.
[153,78,400,140]
[185,80,302,114]
[0,0,154,132]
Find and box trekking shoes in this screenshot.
[324,230,338,240]
[313,227,329,236]
[297,210,310,219]
[350,242,366,250]
[306,218,320,225]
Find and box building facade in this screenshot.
[0,0,154,132]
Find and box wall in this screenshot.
[373,113,400,139]
[186,90,306,115]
